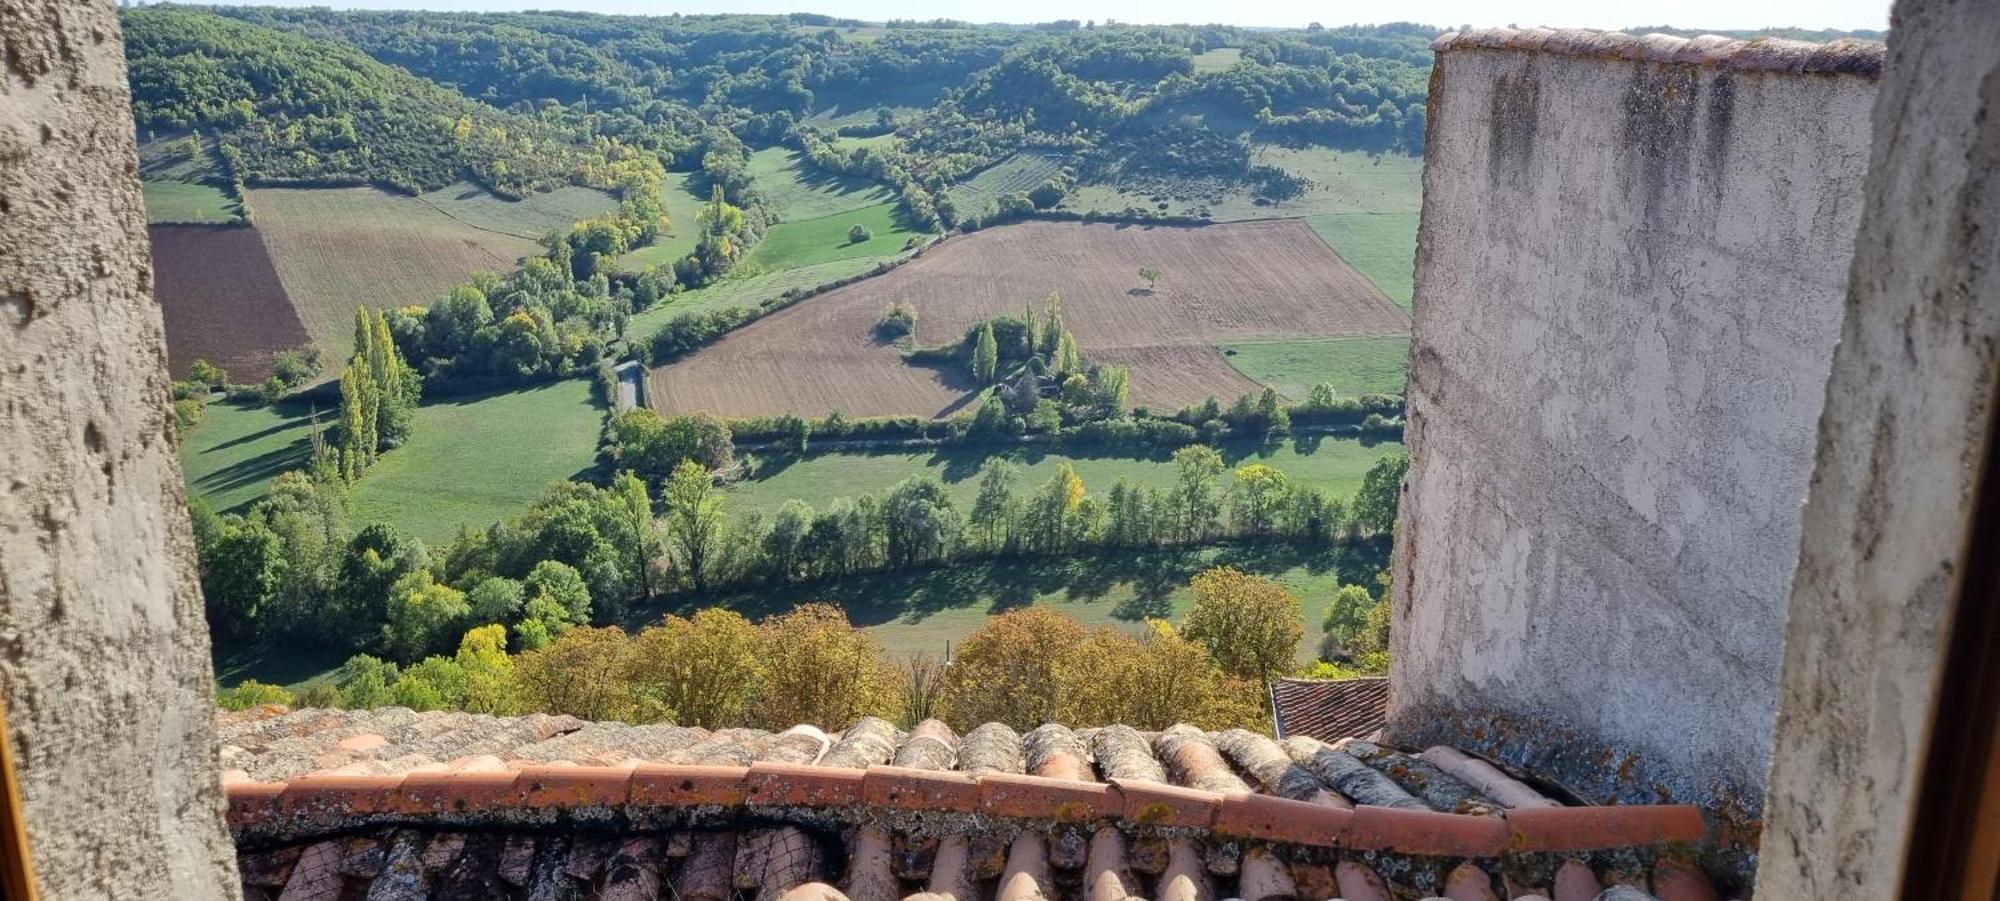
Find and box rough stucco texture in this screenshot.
[1755,0,2000,894]
[1387,47,1878,815]
[0,0,241,896]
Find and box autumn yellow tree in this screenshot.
[752,604,900,730]
[512,626,634,721]
[941,605,1095,728]
[1180,567,1304,684]
[626,608,765,727]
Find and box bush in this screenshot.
[875,302,916,340]
[847,223,873,244]
[217,679,294,710]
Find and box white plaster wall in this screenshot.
[1756,0,2000,892]
[0,0,241,896]
[1388,47,1878,814]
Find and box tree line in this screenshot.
[220,564,1380,738]
[193,427,1405,667]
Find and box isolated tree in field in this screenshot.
[752,604,900,730]
[627,608,764,727]
[1182,566,1304,683]
[189,358,227,390]
[1138,265,1163,292]
[1169,444,1225,542]
[665,460,723,591]
[847,223,872,243]
[971,321,999,384]
[1352,453,1409,536]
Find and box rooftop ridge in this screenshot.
[1431,27,1885,78]
[223,761,1708,858]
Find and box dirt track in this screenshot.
[649,219,1409,417]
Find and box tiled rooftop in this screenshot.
[1268,678,1390,745]
[221,707,1721,900]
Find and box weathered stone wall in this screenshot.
[1388,31,1881,820]
[1755,0,2000,893]
[0,0,241,896]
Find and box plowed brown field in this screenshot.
[149,225,309,380]
[648,219,1409,417]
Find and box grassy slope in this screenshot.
[138,133,242,224]
[727,435,1406,522]
[742,202,922,271]
[180,379,601,544]
[626,256,898,335]
[1306,213,1420,310]
[179,399,318,515]
[249,187,539,363]
[143,180,240,224]
[616,171,712,271]
[1218,335,1411,400]
[414,182,618,239]
[747,146,895,221]
[350,379,604,544]
[1190,47,1242,73]
[641,542,1387,662]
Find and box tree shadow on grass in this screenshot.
[626,540,1390,641]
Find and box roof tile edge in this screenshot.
[1430,27,1885,78]
[223,764,1706,857]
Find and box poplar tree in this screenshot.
[971,321,999,384]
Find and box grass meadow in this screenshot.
[180,379,602,544]
[746,146,896,221]
[1217,335,1412,400]
[742,202,924,271]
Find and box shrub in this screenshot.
[875,302,916,340]
[217,679,293,711]
[847,223,873,243]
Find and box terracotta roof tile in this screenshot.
[219,707,1727,900]
[1269,676,1389,743]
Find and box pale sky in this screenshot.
[228,0,1890,33]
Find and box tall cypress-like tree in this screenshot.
[1022,299,1041,358]
[1041,291,1065,355]
[971,321,999,385]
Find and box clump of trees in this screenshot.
[875,302,917,340]
[222,567,1346,736]
[337,307,419,480]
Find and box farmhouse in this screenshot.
[0,3,1995,901]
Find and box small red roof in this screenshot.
[1269,677,1390,743]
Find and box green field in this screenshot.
[180,379,602,544]
[143,180,241,224]
[414,181,619,239]
[138,133,242,224]
[615,172,713,271]
[746,146,895,221]
[640,542,1386,662]
[1218,336,1411,400]
[179,399,318,515]
[1307,213,1421,309]
[626,255,904,336]
[1191,47,1243,73]
[349,380,604,544]
[742,202,923,271]
[726,435,1405,523]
